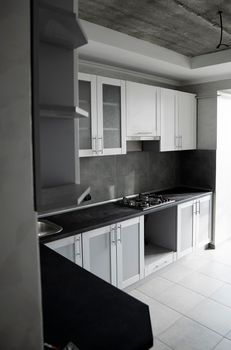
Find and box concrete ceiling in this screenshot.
[79,0,231,57]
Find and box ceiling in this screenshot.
[79,0,231,57]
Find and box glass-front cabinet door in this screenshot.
[78,73,97,157]
[78,73,126,157]
[97,76,126,155]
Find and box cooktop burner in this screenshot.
[118,192,175,211]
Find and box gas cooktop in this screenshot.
[118,192,175,211]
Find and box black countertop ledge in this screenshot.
[40,244,153,350]
[40,187,212,243]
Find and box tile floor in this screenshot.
[127,240,231,350]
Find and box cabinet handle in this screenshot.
[193,202,197,215]
[97,137,103,154]
[92,137,97,154]
[135,132,152,135]
[175,136,179,149]
[75,237,81,256]
[111,227,116,245]
[197,201,200,215]
[117,224,122,243]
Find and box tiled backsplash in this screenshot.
[80,149,216,206]
[80,151,179,205]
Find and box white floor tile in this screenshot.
[129,289,155,306]
[198,261,231,284]
[138,276,174,299]
[210,284,231,308]
[177,254,211,271]
[187,299,231,336]
[154,284,205,314]
[158,264,194,283]
[149,300,181,336]
[158,316,222,350]
[214,338,231,350]
[225,329,231,340]
[150,338,172,349]
[178,271,224,297]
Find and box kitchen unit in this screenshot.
[126,81,160,140]
[82,216,144,288]
[78,74,197,156]
[42,189,212,289]
[46,234,83,266]
[160,89,196,152]
[78,73,126,156]
[177,194,212,258]
[32,0,90,213]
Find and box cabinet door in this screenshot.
[196,195,212,248]
[74,234,83,267]
[46,236,76,263]
[126,81,160,139]
[117,216,144,289]
[97,77,126,155]
[178,91,196,150]
[160,88,177,152]
[78,73,97,157]
[177,200,195,258]
[82,226,117,285]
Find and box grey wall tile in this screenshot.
[179,150,216,190]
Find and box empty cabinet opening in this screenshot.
[144,207,177,276]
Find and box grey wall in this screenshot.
[0,1,43,348]
[180,150,216,190]
[80,150,180,204]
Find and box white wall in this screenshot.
[215,93,231,244]
[0,0,43,348]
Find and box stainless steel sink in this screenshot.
[37,219,63,237]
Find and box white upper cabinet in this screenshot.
[126,81,160,140]
[178,91,197,150]
[78,73,126,157]
[160,88,196,152]
[160,88,177,151]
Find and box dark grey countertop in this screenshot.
[40,186,213,243]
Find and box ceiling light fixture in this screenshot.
[217,10,229,49]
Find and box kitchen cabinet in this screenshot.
[126,81,160,140]
[177,195,212,258]
[46,234,83,266]
[82,216,144,288]
[32,0,89,212]
[78,73,126,156]
[160,88,196,152]
[82,225,117,285]
[195,195,212,248]
[177,200,195,258]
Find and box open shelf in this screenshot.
[39,2,87,49]
[40,105,88,119]
[144,243,174,277]
[40,184,91,213]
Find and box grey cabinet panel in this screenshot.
[121,223,139,281]
[79,80,92,150]
[180,205,194,251]
[102,84,122,149]
[55,245,75,262]
[89,233,112,283]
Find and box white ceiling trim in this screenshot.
[79,20,231,86]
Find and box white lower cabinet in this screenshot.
[46,234,83,267]
[82,216,144,289]
[177,195,212,258]
[82,225,117,285]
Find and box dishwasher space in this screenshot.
[144,207,177,277]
